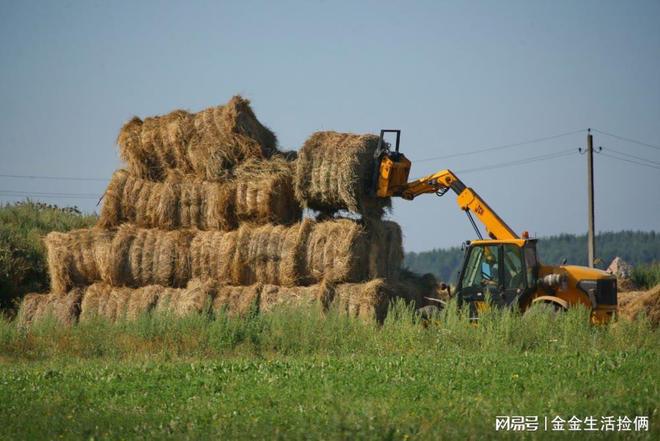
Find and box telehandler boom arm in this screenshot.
[373,129,517,240]
[399,169,518,240]
[378,164,518,240]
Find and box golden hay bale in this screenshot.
[618,285,660,327]
[45,229,113,294]
[16,289,83,327]
[330,279,391,322]
[304,219,370,283]
[79,283,160,322]
[118,96,277,181]
[97,160,301,231]
[295,131,391,217]
[190,230,237,282]
[213,284,261,317]
[232,158,302,225]
[109,225,194,288]
[154,279,215,317]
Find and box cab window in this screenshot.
[523,245,538,288]
[503,245,526,290]
[462,245,500,289]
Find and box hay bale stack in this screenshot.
[618,285,660,327]
[25,97,423,328]
[118,96,278,181]
[45,229,113,294]
[16,289,83,327]
[98,160,301,230]
[295,131,391,217]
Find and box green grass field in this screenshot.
[1,302,658,440]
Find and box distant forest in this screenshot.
[404,231,660,283]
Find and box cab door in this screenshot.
[500,244,529,307]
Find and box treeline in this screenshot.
[404,231,660,283]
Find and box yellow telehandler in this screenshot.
[372,130,617,323]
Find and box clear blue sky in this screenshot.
[1,0,659,251]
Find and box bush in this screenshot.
[631,262,660,290]
[0,201,96,310]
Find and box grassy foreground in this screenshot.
[0,303,658,440]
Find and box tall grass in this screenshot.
[1,300,656,362]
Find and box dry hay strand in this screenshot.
[329,279,391,322]
[118,96,277,181]
[79,283,160,323]
[109,224,193,288]
[295,131,391,217]
[45,229,113,294]
[154,279,216,317]
[16,289,83,327]
[213,284,262,317]
[618,284,660,327]
[98,159,300,231]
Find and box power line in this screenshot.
[0,173,109,182]
[599,152,660,170]
[456,149,577,174]
[602,147,660,167]
[592,129,660,151]
[0,190,101,199]
[414,129,585,163]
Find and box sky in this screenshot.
[1,0,659,252]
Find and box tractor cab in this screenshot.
[456,239,539,313]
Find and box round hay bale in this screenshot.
[330,279,391,322]
[16,289,83,327]
[45,229,113,294]
[295,131,391,218]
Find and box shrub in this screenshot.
[0,200,96,310]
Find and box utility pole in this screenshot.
[587,129,595,268]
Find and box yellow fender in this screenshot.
[532,295,569,311]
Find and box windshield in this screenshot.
[461,245,500,290]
